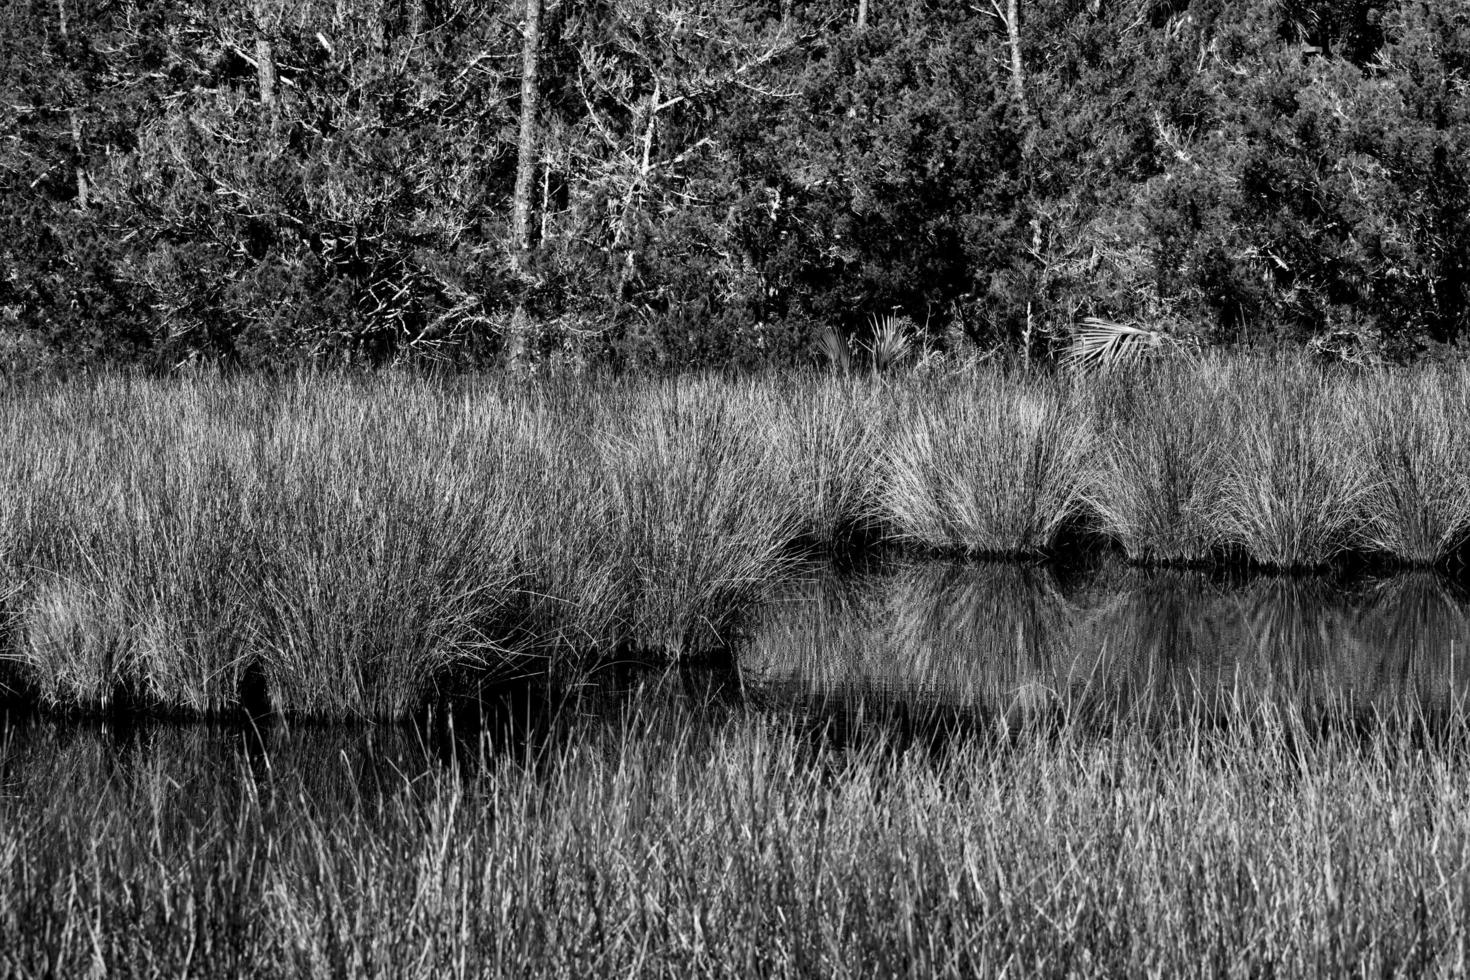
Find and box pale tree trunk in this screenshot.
[255,36,278,107]
[507,0,543,368]
[511,0,542,276]
[1003,0,1026,118]
[612,81,659,302]
[56,0,88,209]
[856,0,868,29]
[251,1,279,114]
[68,115,88,210]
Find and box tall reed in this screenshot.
[245,382,524,719]
[12,379,262,713]
[5,698,1470,977]
[764,375,888,547]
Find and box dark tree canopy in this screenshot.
[1,0,1467,369]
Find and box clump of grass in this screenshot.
[10,379,263,714]
[884,373,1093,557]
[765,375,888,548]
[1086,362,1232,563]
[246,383,523,720]
[602,379,803,658]
[473,385,628,665]
[1353,367,1470,565]
[1220,366,1367,569]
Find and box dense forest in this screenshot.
[1,0,1467,370]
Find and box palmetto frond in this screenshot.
[867,313,915,373]
[1063,317,1164,374]
[817,325,854,374]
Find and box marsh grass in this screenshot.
[884,374,1093,557]
[4,695,1470,977]
[1219,367,1368,569]
[1086,364,1230,564]
[9,361,1470,718]
[247,387,523,719]
[9,380,262,713]
[604,380,803,657]
[765,377,888,549]
[0,376,819,717]
[1354,367,1470,564]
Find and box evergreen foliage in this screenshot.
[2,0,1468,368]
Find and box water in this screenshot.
[6,559,1470,779]
[742,559,1470,731]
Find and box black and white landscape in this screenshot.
[3,2,1470,976]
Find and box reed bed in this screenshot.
[8,360,1470,718]
[4,695,1470,978]
[0,376,807,719]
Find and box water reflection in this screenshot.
[7,561,1470,785]
[742,561,1470,727]
[0,718,448,818]
[0,668,750,804]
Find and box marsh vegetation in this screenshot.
[4,359,1470,973]
[5,687,1470,978]
[6,358,1470,718]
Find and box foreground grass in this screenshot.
[2,696,1469,978]
[6,358,1470,718]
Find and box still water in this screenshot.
[6,559,1470,783]
[742,559,1470,730]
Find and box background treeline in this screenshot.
[2,0,1468,370]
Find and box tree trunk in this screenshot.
[255,36,278,108]
[857,0,868,29]
[251,1,278,110]
[69,114,87,209]
[56,0,87,209]
[1004,0,1026,119]
[511,0,542,277]
[613,81,659,302]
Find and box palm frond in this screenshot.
[867,313,915,373]
[817,325,854,375]
[1063,317,1164,374]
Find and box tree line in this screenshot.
[1,0,1467,370]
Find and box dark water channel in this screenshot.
[6,559,1470,792]
[744,559,1470,738]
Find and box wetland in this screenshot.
[8,362,1470,976]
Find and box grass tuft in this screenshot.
[1354,367,1470,564]
[884,373,1093,557]
[1219,366,1367,569]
